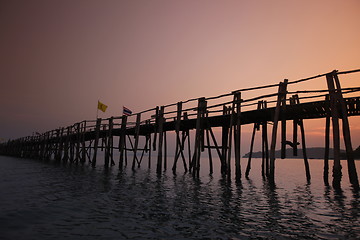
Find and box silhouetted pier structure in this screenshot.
[1,69,360,189]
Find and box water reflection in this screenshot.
[1,156,360,239]
[322,186,360,239]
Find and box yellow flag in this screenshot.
[98,100,108,112]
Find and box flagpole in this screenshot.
[96,100,99,119]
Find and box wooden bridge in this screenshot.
[1,69,360,189]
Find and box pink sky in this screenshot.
[1,0,360,151]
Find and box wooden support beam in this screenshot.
[184,113,191,172]
[105,117,114,168]
[81,122,86,164]
[75,123,81,164]
[62,127,70,163]
[147,132,152,169]
[55,128,61,162]
[262,101,270,178]
[156,106,165,175]
[208,126,223,165]
[92,118,101,167]
[153,106,159,151]
[294,95,311,182]
[132,114,141,170]
[324,95,330,185]
[233,92,242,181]
[281,90,287,159]
[70,128,75,163]
[119,116,128,169]
[290,97,298,156]
[269,80,288,182]
[87,139,92,163]
[44,131,51,161]
[326,73,342,189]
[227,104,235,181]
[221,106,229,175]
[173,102,183,174]
[58,128,64,162]
[205,123,213,175]
[333,72,359,188]
[164,131,167,170]
[124,135,128,166]
[245,101,261,178]
[39,134,45,160]
[101,125,106,152]
[191,98,206,178]
[137,135,151,168]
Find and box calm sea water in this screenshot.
[0,155,359,240]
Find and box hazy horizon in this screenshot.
[1,0,360,152]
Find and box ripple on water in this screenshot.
[0,156,359,239]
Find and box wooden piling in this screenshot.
[172,102,183,173]
[119,116,128,169]
[221,106,229,175]
[153,106,159,151]
[44,131,51,161]
[233,92,242,181]
[281,89,287,159]
[324,95,330,185]
[245,101,261,178]
[54,128,61,162]
[69,128,75,163]
[269,80,288,182]
[164,131,167,171]
[262,101,270,178]
[81,121,86,164]
[294,95,311,182]
[184,112,191,172]
[132,114,141,171]
[326,73,342,188]
[191,98,206,178]
[39,134,46,160]
[291,98,298,156]
[227,104,235,181]
[333,72,359,188]
[208,124,223,166]
[205,124,213,175]
[75,123,81,164]
[105,117,114,168]
[92,118,101,168]
[62,126,70,163]
[148,132,152,169]
[156,106,165,175]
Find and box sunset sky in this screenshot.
[1,0,360,152]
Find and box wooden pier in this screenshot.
[1,69,360,189]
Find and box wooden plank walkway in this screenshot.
[1,69,360,189]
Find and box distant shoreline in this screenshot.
[243,147,360,160]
